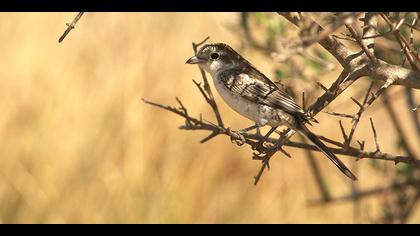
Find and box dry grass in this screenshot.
[0,12,418,223]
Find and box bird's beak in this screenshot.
[186,56,207,64]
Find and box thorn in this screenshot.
[193,36,210,50]
[316,81,329,92]
[200,131,219,143]
[339,120,348,143]
[279,147,292,158]
[350,97,363,109]
[357,140,365,150]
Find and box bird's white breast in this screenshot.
[214,76,259,121]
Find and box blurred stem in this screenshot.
[405,87,420,137]
[382,91,417,159]
[308,179,420,205]
[240,13,272,53]
[398,190,420,223]
[351,162,361,223]
[299,135,331,202]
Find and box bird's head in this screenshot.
[186,43,243,75]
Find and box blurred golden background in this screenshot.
[0,12,419,223]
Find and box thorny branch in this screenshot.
[280,12,420,89]
[145,13,419,180]
[269,12,419,223]
[143,12,420,222]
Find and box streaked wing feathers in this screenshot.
[219,68,305,116]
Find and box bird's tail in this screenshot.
[295,123,358,181]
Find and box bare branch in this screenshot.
[280,12,420,89]
[279,12,354,68]
[381,13,420,66]
[346,82,375,146]
[345,23,377,64]
[283,140,420,167]
[370,61,420,89]
[361,12,378,53]
[360,16,404,39]
[58,12,84,43]
[309,70,364,115]
[339,120,348,143]
[191,37,225,128]
[253,128,294,185]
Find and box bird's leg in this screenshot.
[229,120,269,146]
[256,126,262,136]
[229,124,261,146]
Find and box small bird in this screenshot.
[186,43,357,181]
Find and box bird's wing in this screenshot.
[219,67,306,116]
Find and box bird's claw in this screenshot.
[254,140,268,153]
[227,128,246,146]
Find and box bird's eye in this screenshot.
[210,53,219,60]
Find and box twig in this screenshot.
[339,120,348,143]
[360,18,404,39]
[253,128,294,185]
[323,111,354,119]
[279,12,354,67]
[283,140,420,166]
[369,117,381,152]
[381,13,420,66]
[345,23,377,64]
[191,37,225,129]
[58,12,84,43]
[357,140,365,151]
[345,82,375,146]
[278,12,361,55]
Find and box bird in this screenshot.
[186,43,357,181]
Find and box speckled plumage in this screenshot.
[186,43,357,181]
[215,70,295,127]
